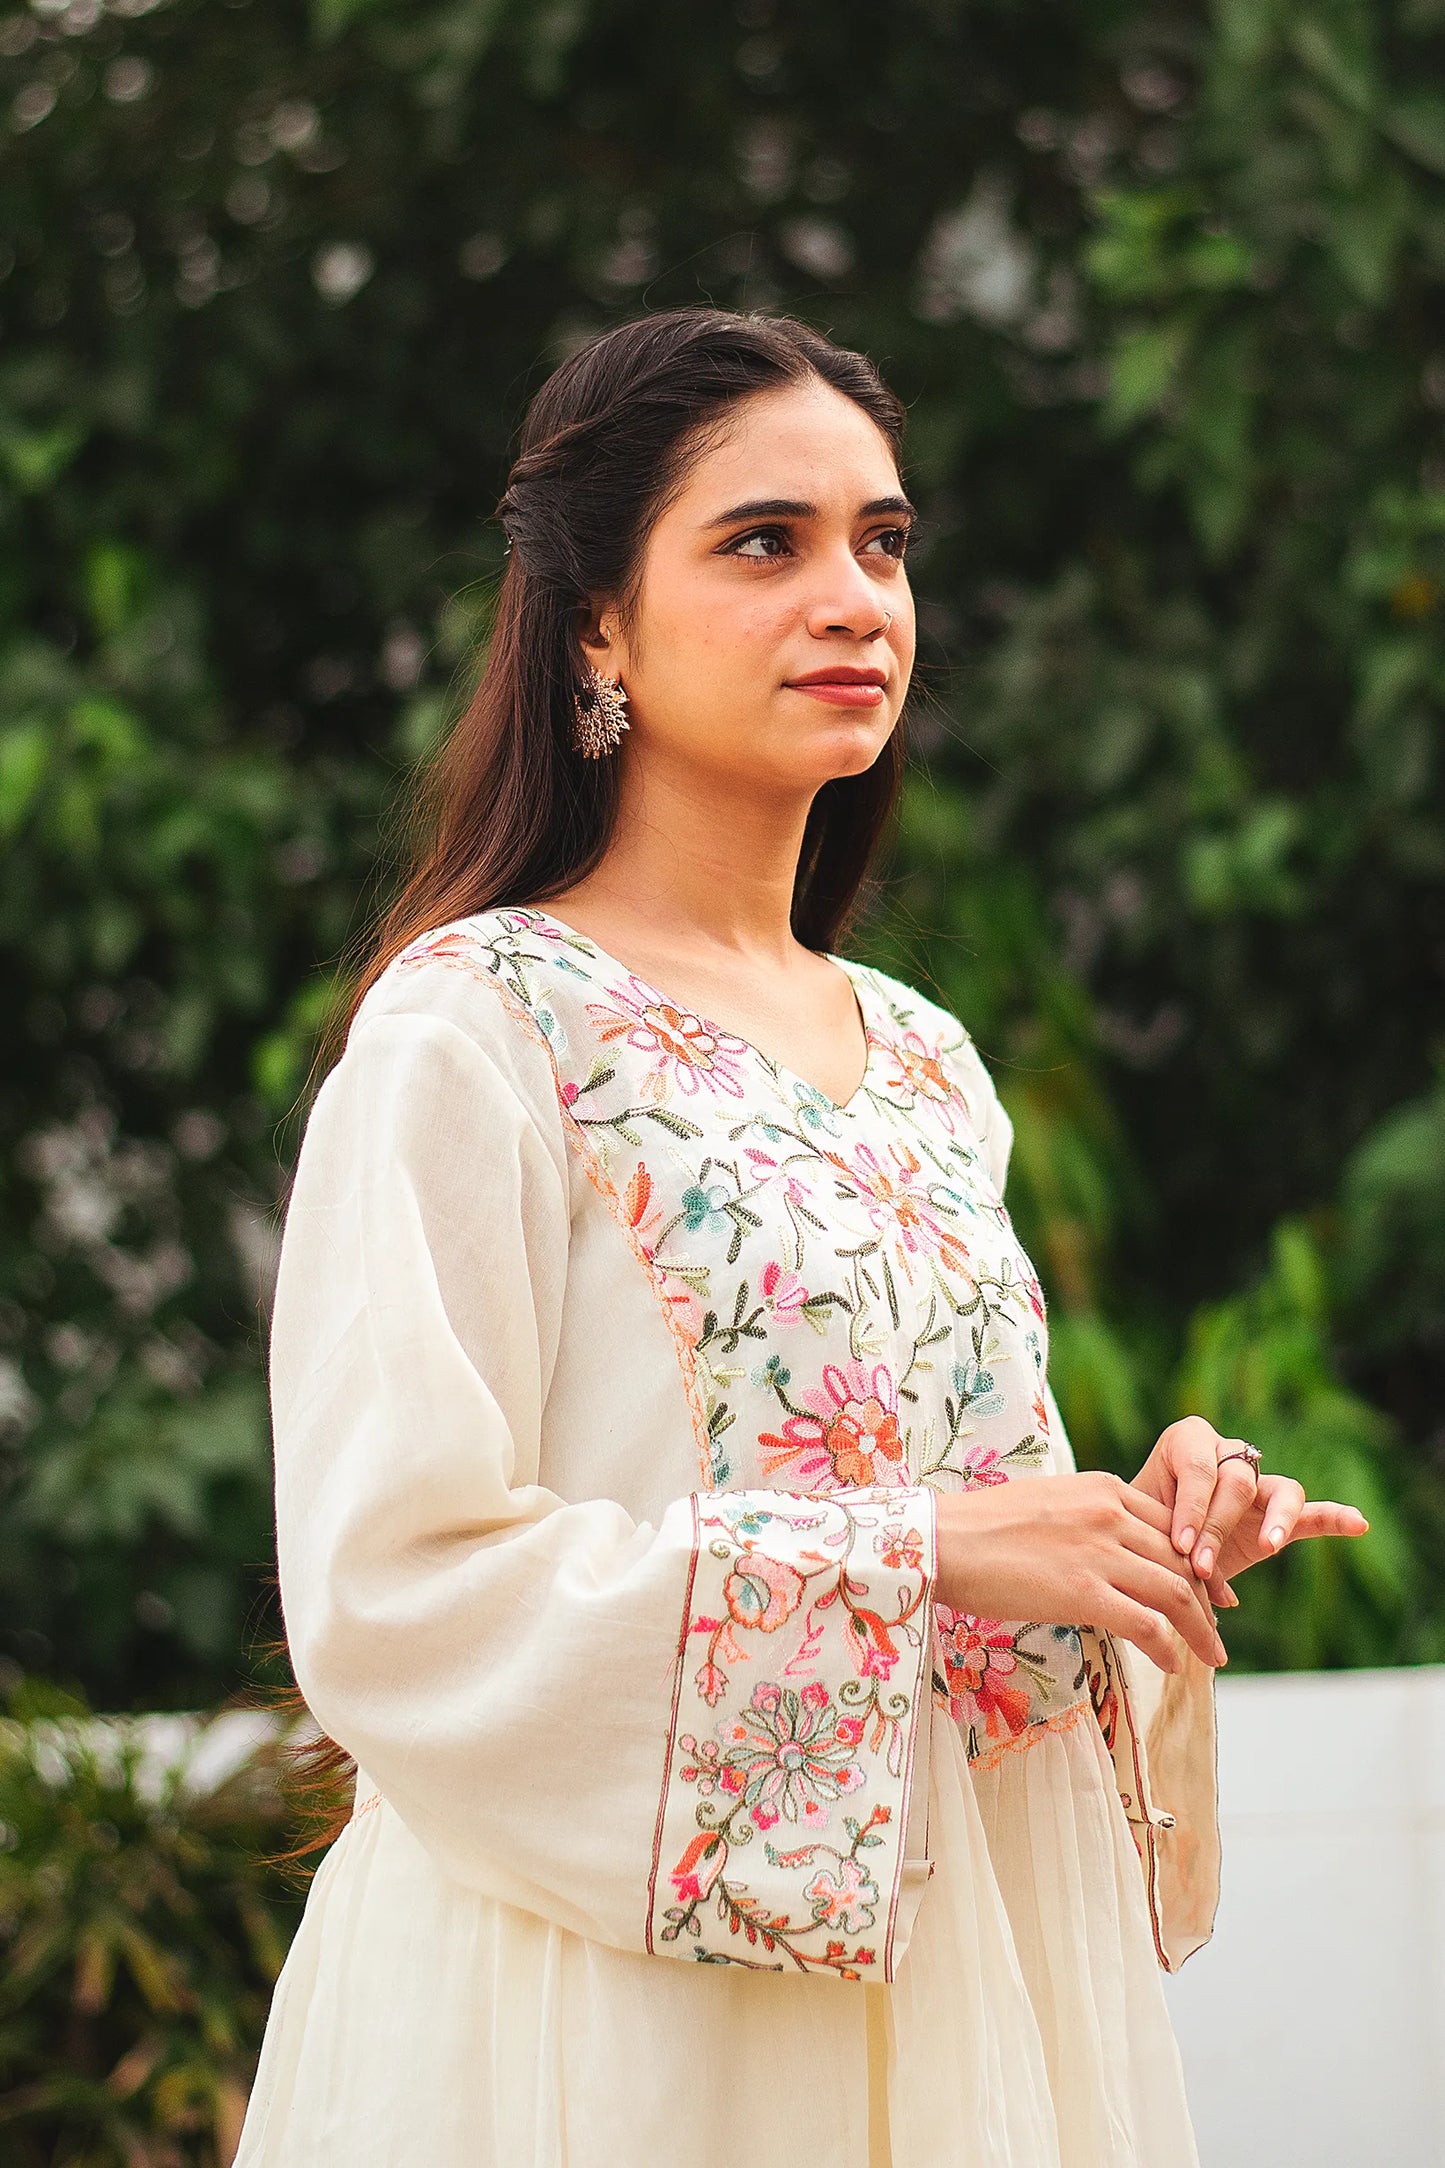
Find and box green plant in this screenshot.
[0,1684,307,2168]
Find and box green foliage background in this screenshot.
[0,1688,305,2164]
[4,0,1445,1728]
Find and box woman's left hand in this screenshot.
[1131,1415,1370,1603]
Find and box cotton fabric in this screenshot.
[234,905,1220,2167]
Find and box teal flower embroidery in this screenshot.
[681,1181,733,1236]
[727,1507,780,1538]
[952,1357,1006,1422]
[536,1006,569,1056]
[792,1080,845,1135]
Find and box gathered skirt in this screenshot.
[234,1705,1198,2167]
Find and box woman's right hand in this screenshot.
[934,1471,1230,1675]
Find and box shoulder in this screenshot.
[844,951,994,1097]
[340,908,570,1151]
[845,952,1015,1191]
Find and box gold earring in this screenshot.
[571,662,630,759]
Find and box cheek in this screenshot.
[715,607,792,674]
[645,578,793,676]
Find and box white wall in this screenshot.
[1163,1665,1445,2168]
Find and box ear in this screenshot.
[575,594,630,679]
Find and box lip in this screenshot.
[784,665,888,708]
[786,667,887,686]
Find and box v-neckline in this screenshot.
[515,905,881,1118]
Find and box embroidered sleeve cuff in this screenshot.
[646,1484,938,1981]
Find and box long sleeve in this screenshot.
[269,996,938,1981]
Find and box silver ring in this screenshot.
[1216,1443,1262,1478]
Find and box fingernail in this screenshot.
[1196,1546,1213,1577]
[1215,1641,1229,1665]
[1220,1586,1239,1608]
[1266,1527,1285,1550]
[1177,1527,1195,1552]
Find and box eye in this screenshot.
[724,526,793,560]
[723,524,914,563]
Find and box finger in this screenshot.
[1115,1481,1237,1607]
[1090,1587,1219,1675]
[1120,1482,1175,1537]
[1167,1434,1222,1559]
[1090,1589,1184,1673]
[1118,1512,1235,1608]
[1119,1504,1223,1583]
[1114,1556,1227,1669]
[1284,1500,1370,1544]
[1192,1453,1264,1579]
[1123,1476,1241,1604]
[1250,1475,1306,1557]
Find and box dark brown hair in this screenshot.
[271,304,915,1854]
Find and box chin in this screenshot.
[810,715,897,771]
[722,713,895,793]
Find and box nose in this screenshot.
[804,545,898,640]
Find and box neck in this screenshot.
[561,756,820,964]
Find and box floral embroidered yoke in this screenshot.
[236,906,1222,2168]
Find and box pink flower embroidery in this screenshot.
[876,1030,962,1123]
[670,1829,727,1904]
[587,978,752,1102]
[723,1549,807,1634]
[803,1854,881,1934]
[717,1680,866,1831]
[956,1440,1011,1487]
[935,1607,1033,1740]
[758,1358,906,1489]
[879,1522,926,1571]
[759,1258,811,1323]
[836,1139,974,1278]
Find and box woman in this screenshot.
[235,306,1367,2167]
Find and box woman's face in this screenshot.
[581,376,916,798]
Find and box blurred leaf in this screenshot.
[1382,91,1445,174]
[1290,16,1377,116]
[1104,319,1193,430]
[310,0,393,36]
[0,720,50,837]
[0,414,88,494]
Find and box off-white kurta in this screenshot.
[235,905,1221,2168]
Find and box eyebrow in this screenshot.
[701,494,918,529]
